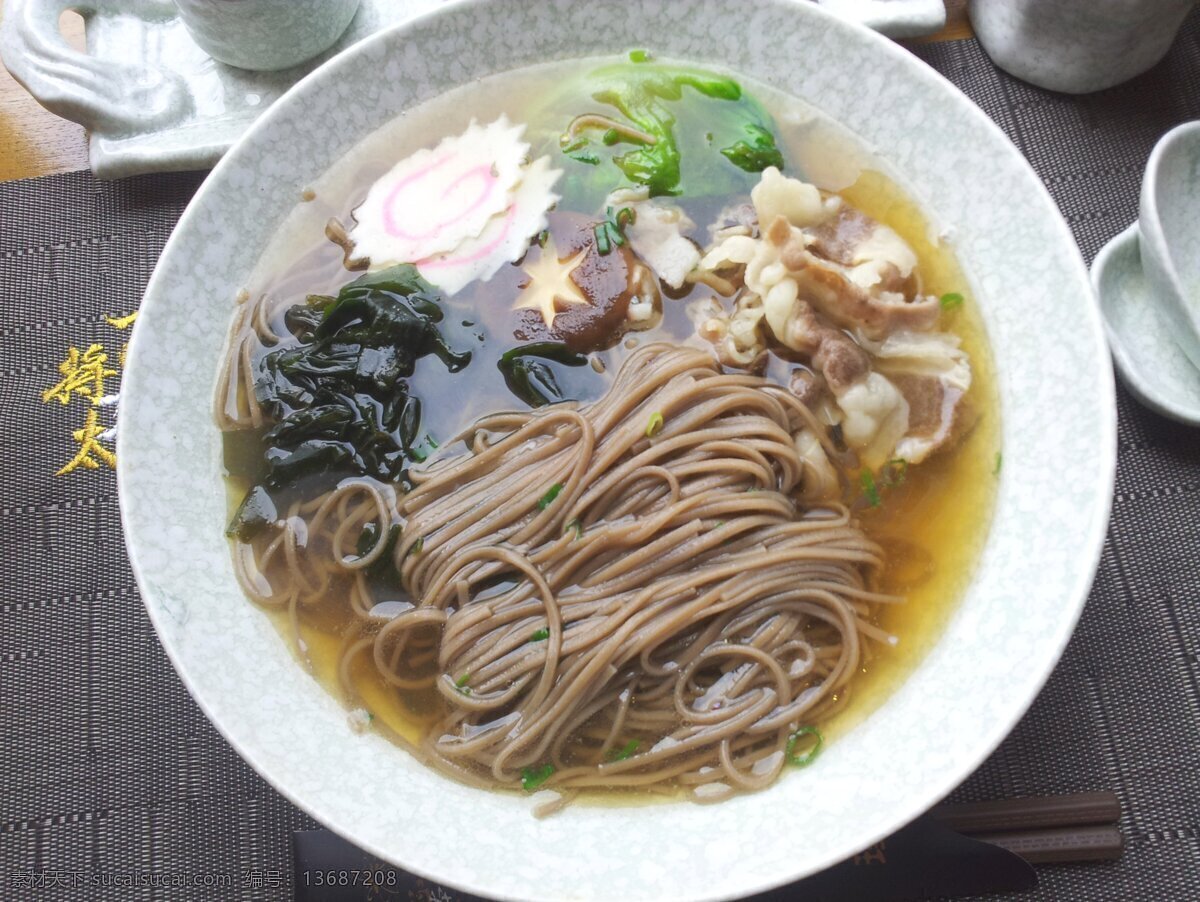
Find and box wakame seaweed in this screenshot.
[228,265,471,537]
[497,342,589,408]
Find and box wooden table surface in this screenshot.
[0,0,970,184]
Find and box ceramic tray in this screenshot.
[0,0,944,179]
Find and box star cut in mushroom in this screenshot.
[512,234,589,327]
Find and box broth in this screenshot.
[220,55,1000,802]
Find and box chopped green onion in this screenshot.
[629,49,651,63]
[536,229,549,247]
[455,672,470,688]
[538,483,564,510]
[646,411,665,438]
[602,128,620,145]
[993,451,1003,476]
[594,223,612,255]
[940,292,965,311]
[426,434,439,449]
[860,469,882,508]
[530,628,550,642]
[615,207,636,229]
[786,726,823,767]
[521,763,555,791]
[607,739,641,762]
[411,535,424,556]
[565,518,583,540]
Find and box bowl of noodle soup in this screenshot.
[118,1,1115,899]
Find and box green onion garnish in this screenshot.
[455,672,470,688]
[538,483,564,510]
[860,469,882,508]
[593,207,631,256]
[530,628,550,642]
[786,726,823,767]
[993,451,1003,476]
[602,128,620,146]
[411,535,424,556]
[426,434,439,449]
[565,518,583,540]
[521,763,555,791]
[594,223,612,255]
[940,292,964,311]
[646,411,665,438]
[607,739,640,761]
[629,49,651,63]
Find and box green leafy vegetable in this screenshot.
[607,739,640,761]
[530,628,550,642]
[497,342,589,408]
[521,763,555,791]
[860,469,882,508]
[646,411,665,438]
[567,148,601,166]
[559,62,783,198]
[940,292,965,311]
[538,483,564,510]
[786,726,823,767]
[250,265,471,494]
[719,123,784,172]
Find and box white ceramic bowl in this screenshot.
[118,1,1115,899]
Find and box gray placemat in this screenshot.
[2,18,1199,901]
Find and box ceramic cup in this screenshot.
[174,0,361,71]
[969,0,1197,94]
[1138,121,1200,372]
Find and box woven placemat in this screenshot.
[2,16,1199,901]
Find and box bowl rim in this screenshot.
[117,1,1116,899]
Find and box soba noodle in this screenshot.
[233,343,893,802]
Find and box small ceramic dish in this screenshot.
[117,1,1115,899]
[1092,224,1200,425]
[1092,121,1200,426]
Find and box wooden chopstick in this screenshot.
[931,791,1121,834]
[929,791,1124,865]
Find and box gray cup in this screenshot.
[1138,121,1200,373]
[970,0,1196,94]
[174,0,361,71]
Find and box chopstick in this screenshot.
[930,791,1123,865]
[931,790,1121,834]
[975,825,1124,864]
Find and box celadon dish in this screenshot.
[117,1,1116,899]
